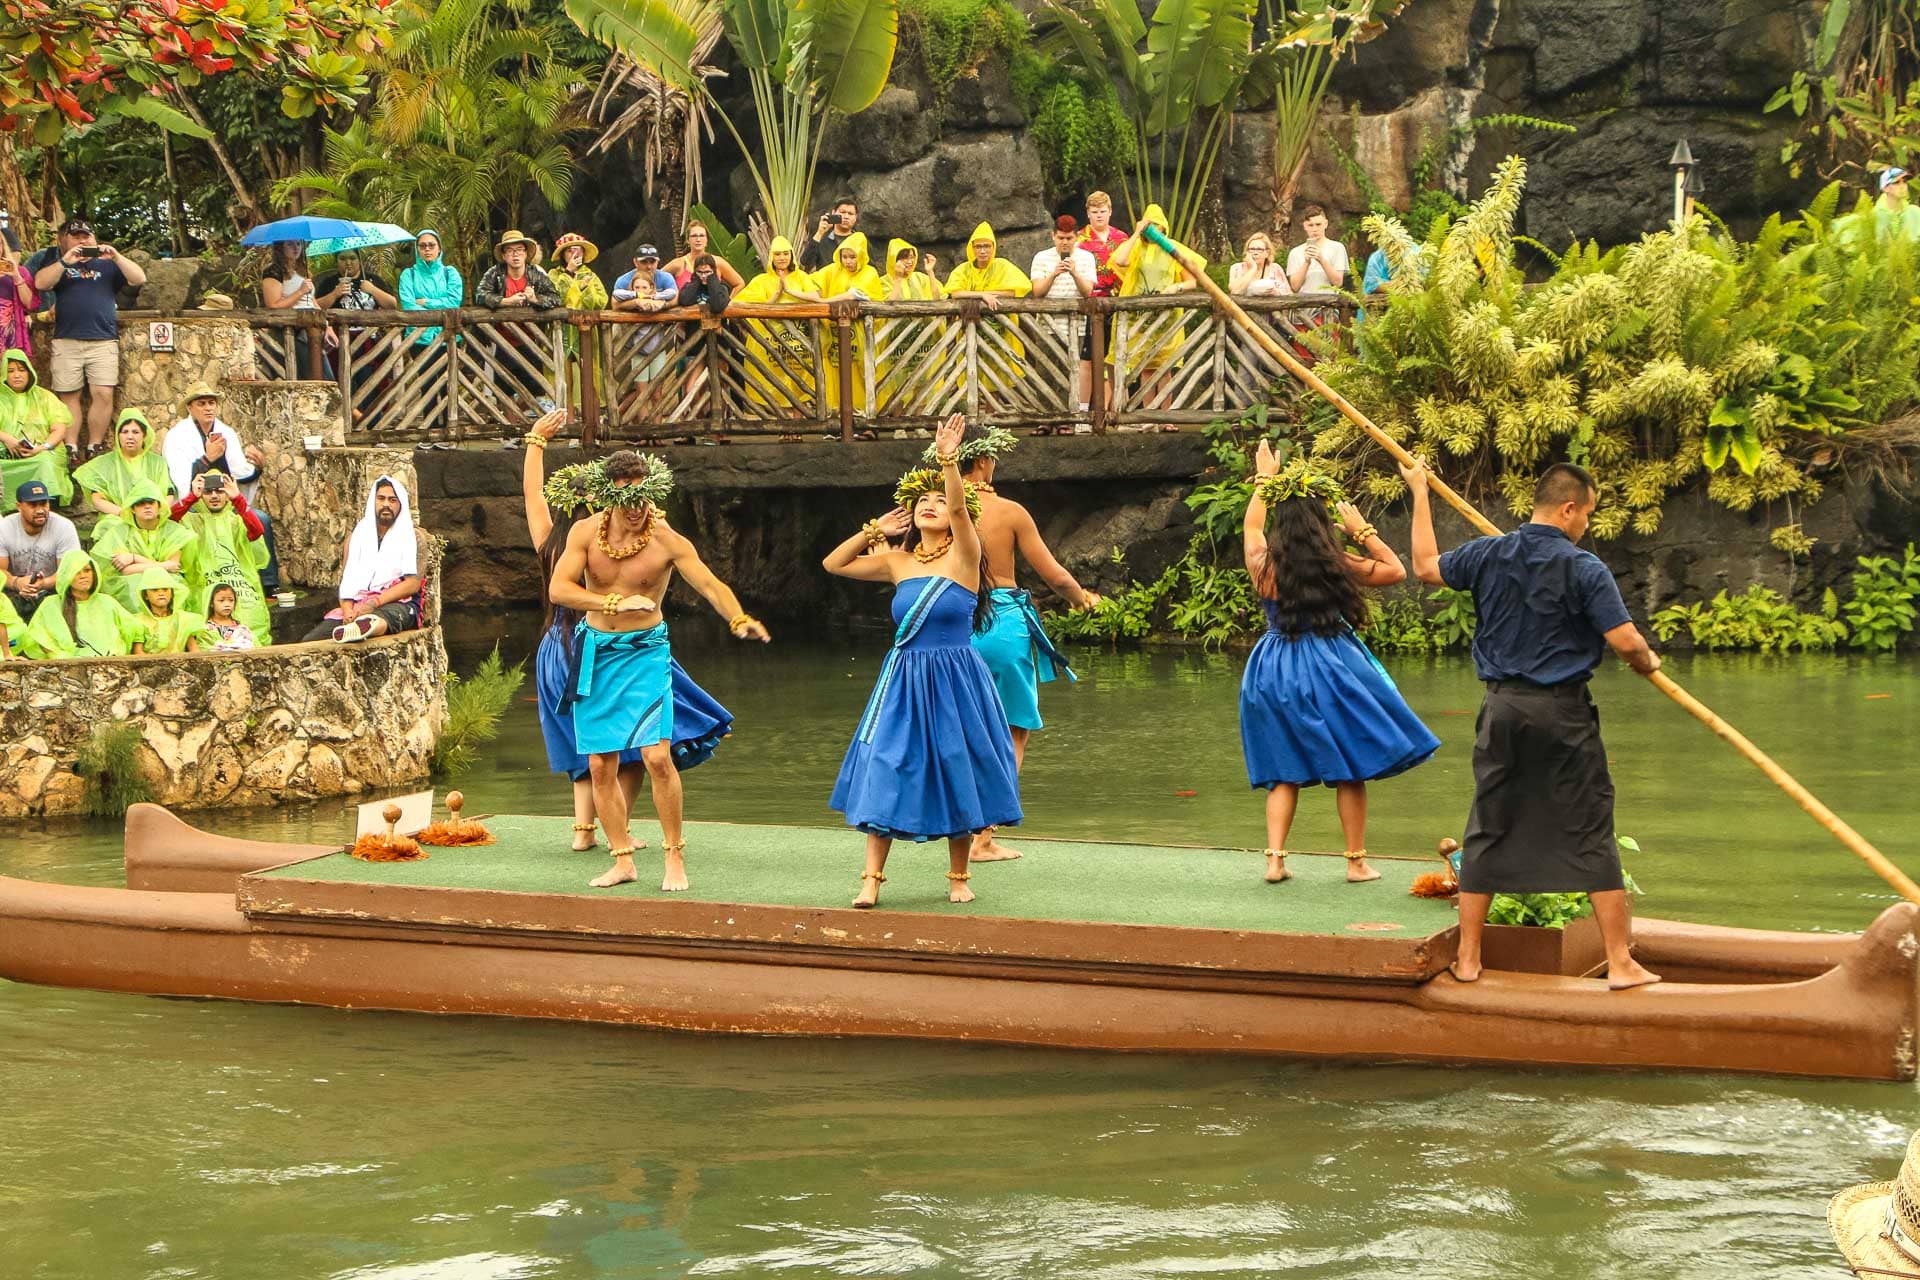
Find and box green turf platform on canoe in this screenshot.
[255,815,1459,938]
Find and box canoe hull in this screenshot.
[0,806,1912,1081]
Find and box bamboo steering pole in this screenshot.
[1140,224,1920,905]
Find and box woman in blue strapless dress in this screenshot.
[1239,443,1439,886]
[523,412,733,852]
[825,414,1022,908]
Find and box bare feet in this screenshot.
[591,851,639,889]
[1346,854,1382,883]
[946,871,975,904]
[853,871,885,909]
[1448,960,1481,982]
[1264,851,1291,883]
[969,829,1023,862]
[661,841,688,892]
[1607,958,1663,990]
[571,823,597,852]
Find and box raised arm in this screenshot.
[1334,500,1406,587]
[1010,503,1098,609]
[932,414,980,572]
[1243,438,1279,581]
[824,507,910,582]
[1398,455,1444,585]
[522,408,566,549]
[667,527,770,641]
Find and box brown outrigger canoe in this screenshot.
[0,804,1915,1081]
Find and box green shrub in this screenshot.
[76,721,154,818]
[1651,586,1849,652]
[1845,543,1920,652]
[897,0,1026,97]
[433,645,528,778]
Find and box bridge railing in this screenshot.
[243,293,1355,442]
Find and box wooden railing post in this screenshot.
[1088,301,1108,435]
[443,309,461,439]
[833,301,855,443]
[304,312,325,380]
[334,314,353,432]
[578,315,601,447]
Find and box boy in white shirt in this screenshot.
[1028,215,1099,414]
[1286,204,1349,293]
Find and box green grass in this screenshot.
[260,816,1460,937]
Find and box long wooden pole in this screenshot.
[1141,225,1920,905]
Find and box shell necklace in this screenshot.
[912,534,953,564]
[598,507,654,560]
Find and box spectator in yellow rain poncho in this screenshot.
[91,478,194,610]
[876,239,946,409]
[1107,203,1204,415]
[731,236,823,417]
[813,231,884,414]
[944,223,1031,397]
[0,349,74,513]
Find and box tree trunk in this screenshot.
[175,90,265,225]
[161,132,188,256]
[0,134,45,236]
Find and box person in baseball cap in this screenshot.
[1,473,81,620]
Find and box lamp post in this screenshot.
[1684,166,1704,222]
[1669,140,1695,226]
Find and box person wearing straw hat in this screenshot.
[1832,1131,1920,1279]
[1404,455,1661,989]
[164,384,279,592]
[476,231,564,415]
[549,233,608,311]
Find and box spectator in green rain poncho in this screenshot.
[178,472,272,643]
[132,567,208,653]
[71,407,174,524]
[0,591,22,658]
[0,349,75,512]
[93,479,194,610]
[21,548,145,658]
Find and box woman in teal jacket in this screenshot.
[398,229,464,350]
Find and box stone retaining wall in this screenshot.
[0,629,447,817]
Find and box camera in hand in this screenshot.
[75,246,103,259]
[201,472,226,495]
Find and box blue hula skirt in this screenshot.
[970,586,1075,732]
[1239,618,1439,789]
[831,577,1023,841]
[536,617,731,779]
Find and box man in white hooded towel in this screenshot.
[301,474,423,642]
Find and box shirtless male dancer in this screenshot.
[548,450,770,890]
[930,423,1100,861]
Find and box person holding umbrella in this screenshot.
[316,249,398,421]
[260,241,333,379]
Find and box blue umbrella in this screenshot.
[304,223,420,257]
[239,215,367,246]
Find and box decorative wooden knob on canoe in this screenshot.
[447,791,465,819]
[1437,837,1460,856]
[383,803,402,837]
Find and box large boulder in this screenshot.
[1517,108,1805,246]
[846,130,1052,255]
[1332,0,1483,110]
[819,85,941,171]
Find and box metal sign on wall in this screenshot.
[148,321,175,353]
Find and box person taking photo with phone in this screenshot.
[29,218,145,459]
[802,197,861,272]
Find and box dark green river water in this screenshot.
[5,617,1919,1278]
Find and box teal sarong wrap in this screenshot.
[970,586,1075,732]
[567,620,675,755]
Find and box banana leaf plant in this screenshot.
[565,0,898,252]
[1032,0,1257,244]
[1252,0,1411,242]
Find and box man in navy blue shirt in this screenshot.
[30,218,145,456]
[1405,457,1662,990]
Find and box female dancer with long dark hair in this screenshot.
[824,414,1020,908]
[1240,439,1439,885]
[522,410,732,851]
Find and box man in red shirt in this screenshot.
[1076,191,1129,426]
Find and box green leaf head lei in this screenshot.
[542,455,675,514]
[919,425,1017,468]
[1252,457,1347,515]
[894,468,982,520]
